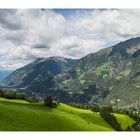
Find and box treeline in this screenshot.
[0,89,59,106]
[68,102,88,109]
[122,110,140,131]
[0,89,39,103]
[99,106,122,131]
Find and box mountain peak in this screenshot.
[35,56,76,63]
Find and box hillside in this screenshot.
[0,97,113,131]
[0,97,135,131]
[53,37,140,106]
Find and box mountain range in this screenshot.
[3,37,140,107]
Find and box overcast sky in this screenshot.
[0,9,140,70]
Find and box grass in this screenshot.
[113,113,135,130]
[0,97,29,104]
[0,97,135,131]
[0,98,114,131]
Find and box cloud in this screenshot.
[73,9,140,39]
[0,9,22,30]
[0,9,140,70]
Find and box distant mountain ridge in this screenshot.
[3,56,77,88]
[3,37,140,107]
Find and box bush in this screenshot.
[44,96,53,107]
[25,96,39,103]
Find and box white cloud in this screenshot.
[0,9,140,70]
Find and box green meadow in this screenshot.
[0,97,135,131]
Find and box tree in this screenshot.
[0,89,4,97]
[44,96,53,107]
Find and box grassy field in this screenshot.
[0,97,113,131]
[0,97,135,131]
[113,113,135,130]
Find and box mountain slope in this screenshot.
[53,37,140,106]
[3,37,140,107]
[4,56,77,89]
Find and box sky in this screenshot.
[0,9,140,70]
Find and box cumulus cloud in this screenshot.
[0,9,140,70]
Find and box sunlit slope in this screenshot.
[0,98,113,131]
[113,113,135,130]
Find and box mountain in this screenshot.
[3,37,140,107]
[53,37,140,106]
[3,56,77,90]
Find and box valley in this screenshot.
[2,37,140,108]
